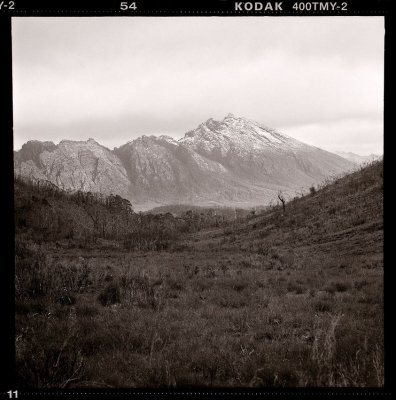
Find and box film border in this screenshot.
[0,0,392,397]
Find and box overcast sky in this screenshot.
[12,17,384,155]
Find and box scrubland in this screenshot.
[15,161,383,387]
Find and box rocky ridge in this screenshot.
[14,114,355,210]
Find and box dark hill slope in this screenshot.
[191,160,383,262]
[14,178,184,251]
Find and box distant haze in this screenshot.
[12,17,384,155]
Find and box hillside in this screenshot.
[14,114,354,210]
[15,161,383,388]
[192,159,383,258]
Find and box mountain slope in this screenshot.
[14,114,355,209]
[219,159,383,255]
[113,135,233,205]
[180,113,352,187]
[334,151,380,165]
[14,139,131,199]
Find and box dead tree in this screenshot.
[277,191,286,212]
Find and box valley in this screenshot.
[15,160,383,387]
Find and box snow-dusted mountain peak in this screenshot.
[180,114,305,154]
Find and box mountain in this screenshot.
[14,138,130,199]
[180,113,352,188]
[334,151,380,165]
[113,134,233,207]
[14,114,354,210]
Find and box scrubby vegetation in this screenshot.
[15,161,383,388]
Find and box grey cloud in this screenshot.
[12,17,384,154]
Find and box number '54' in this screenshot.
[120,2,137,10]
